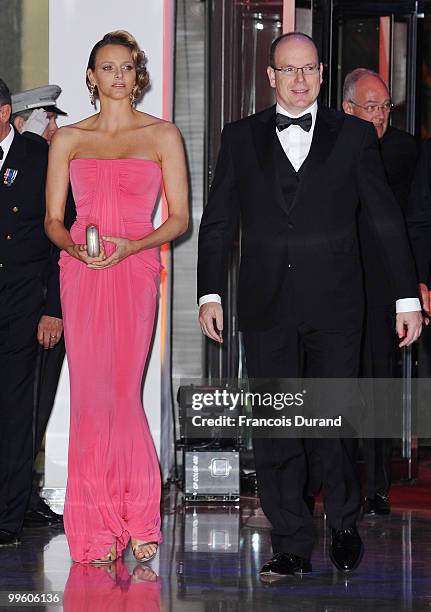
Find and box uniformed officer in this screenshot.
[10,85,76,528]
[11,85,67,145]
[0,78,62,547]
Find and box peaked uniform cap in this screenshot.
[11,85,67,116]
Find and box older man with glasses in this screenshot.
[342,68,421,518]
[343,69,419,209]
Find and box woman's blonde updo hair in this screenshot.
[86,30,149,103]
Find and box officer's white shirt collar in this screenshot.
[0,125,15,171]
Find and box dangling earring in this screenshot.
[89,83,96,106]
[130,85,138,105]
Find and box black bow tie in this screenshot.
[0,146,3,160]
[276,112,312,132]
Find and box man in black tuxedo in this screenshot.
[342,69,420,517]
[0,79,63,546]
[197,33,422,578]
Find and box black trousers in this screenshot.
[361,305,395,498]
[0,277,44,534]
[243,317,362,560]
[29,337,66,510]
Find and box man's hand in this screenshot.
[419,283,431,317]
[38,315,63,349]
[199,302,223,343]
[396,311,422,348]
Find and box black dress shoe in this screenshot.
[374,492,390,515]
[0,529,20,547]
[260,552,312,581]
[363,493,390,516]
[330,526,363,572]
[363,497,376,516]
[23,498,63,527]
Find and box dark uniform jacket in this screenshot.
[20,130,77,318]
[0,129,60,317]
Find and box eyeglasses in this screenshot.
[271,64,319,76]
[349,100,393,114]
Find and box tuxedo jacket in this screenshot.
[0,129,61,317]
[359,126,419,308]
[198,105,418,332]
[406,138,431,286]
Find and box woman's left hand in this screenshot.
[87,236,137,269]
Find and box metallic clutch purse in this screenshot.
[86,224,100,257]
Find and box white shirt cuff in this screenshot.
[395,298,421,313]
[199,296,420,312]
[199,294,221,307]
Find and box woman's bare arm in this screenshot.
[45,127,105,263]
[44,127,74,250]
[135,121,189,248]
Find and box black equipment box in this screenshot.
[177,385,243,447]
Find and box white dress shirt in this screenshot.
[0,125,14,171]
[199,104,420,313]
[275,101,317,171]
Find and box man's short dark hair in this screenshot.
[269,32,319,67]
[0,79,12,106]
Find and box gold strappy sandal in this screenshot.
[90,543,117,565]
[131,539,158,563]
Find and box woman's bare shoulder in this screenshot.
[54,116,97,139]
[135,111,180,135]
[50,117,101,151]
[60,115,100,134]
[49,125,78,151]
[50,118,98,160]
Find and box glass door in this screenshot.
[206,1,283,380]
[312,0,423,480]
[313,0,419,134]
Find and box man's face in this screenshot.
[0,103,11,138]
[0,103,11,126]
[342,75,391,139]
[43,111,59,144]
[267,37,323,115]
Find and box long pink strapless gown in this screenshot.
[60,158,162,563]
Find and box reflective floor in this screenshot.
[1,489,431,611]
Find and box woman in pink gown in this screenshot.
[45,31,188,564]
